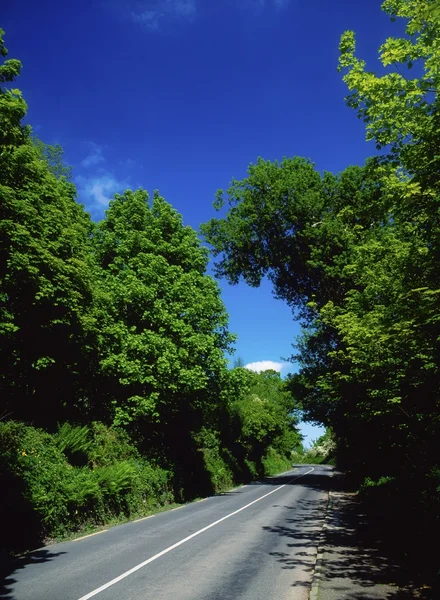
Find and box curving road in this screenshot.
[1,465,332,600]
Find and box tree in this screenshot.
[202,2,440,489]
[0,28,28,152]
[92,189,235,496]
[32,138,73,180]
[221,367,301,477]
[0,30,97,426]
[339,0,440,197]
[201,157,383,317]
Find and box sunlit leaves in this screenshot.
[94,189,234,428]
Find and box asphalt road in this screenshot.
[1,464,332,600]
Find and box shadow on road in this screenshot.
[260,470,430,600]
[250,466,333,491]
[215,466,332,497]
[0,549,66,600]
[265,494,327,594]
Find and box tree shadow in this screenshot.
[260,471,433,599]
[214,467,332,497]
[250,467,333,491]
[0,549,66,600]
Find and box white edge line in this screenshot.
[132,515,155,523]
[73,530,108,542]
[78,467,314,600]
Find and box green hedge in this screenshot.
[0,421,174,553]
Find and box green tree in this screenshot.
[0,30,97,426]
[0,28,28,152]
[222,367,301,477]
[202,2,440,491]
[339,0,440,196]
[32,138,73,180]
[201,157,383,316]
[92,189,235,496]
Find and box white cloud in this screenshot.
[238,0,292,13]
[81,142,105,168]
[76,173,131,215]
[76,142,135,216]
[244,360,285,373]
[130,0,197,30]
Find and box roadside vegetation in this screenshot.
[202,1,440,588]
[291,430,336,465]
[0,28,303,554]
[1,1,439,590]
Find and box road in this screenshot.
[1,465,332,600]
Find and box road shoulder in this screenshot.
[310,473,431,600]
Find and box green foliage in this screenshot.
[201,1,440,581]
[87,422,140,466]
[32,137,73,180]
[0,421,85,542]
[0,28,29,152]
[201,157,325,301]
[56,423,92,454]
[221,368,302,478]
[262,447,292,476]
[93,189,234,427]
[0,35,98,426]
[200,446,235,494]
[1,28,255,526]
[290,430,336,465]
[0,24,331,556]
[0,421,174,551]
[55,423,93,466]
[339,0,440,198]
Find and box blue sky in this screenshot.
[3,0,397,446]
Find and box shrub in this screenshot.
[88,422,140,467]
[0,421,74,547]
[0,421,175,553]
[192,428,235,494]
[55,422,93,466]
[262,446,292,476]
[200,446,234,493]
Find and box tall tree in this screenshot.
[201,10,440,559]
[93,189,235,495]
[0,30,97,425]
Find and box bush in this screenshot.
[0,421,75,547]
[193,428,235,493]
[200,446,234,493]
[0,421,175,553]
[55,422,93,466]
[262,446,292,476]
[88,422,140,466]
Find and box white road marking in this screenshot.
[77,467,314,600]
[132,514,155,523]
[73,530,108,542]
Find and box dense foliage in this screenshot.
[202,0,440,582]
[0,28,301,553]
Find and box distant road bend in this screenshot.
[2,465,332,600]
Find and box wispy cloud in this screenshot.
[130,0,197,30]
[238,0,293,13]
[81,142,105,168]
[244,360,286,373]
[76,173,131,216]
[76,143,134,216]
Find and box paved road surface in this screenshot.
[1,465,332,600]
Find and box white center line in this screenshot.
[77,467,315,600]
